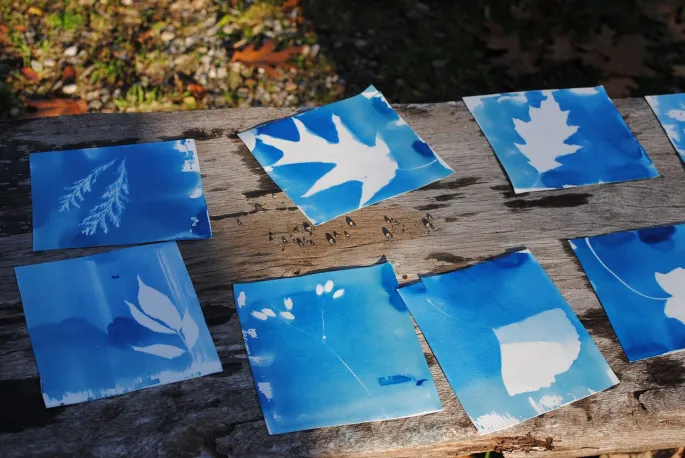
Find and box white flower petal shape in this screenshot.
[255,115,398,208]
[136,276,182,331]
[132,344,185,359]
[332,289,345,299]
[237,291,247,308]
[656,268,685,325]
[324,280,334,293]
[513,92,581,173]
[251,311,268,320]
[284,297,293,310]
[125,300,175,334]
[280,311,295,320]
[262,308,276,317]
[246,328,257,338]
[316,284,324,295]
[494,308,581,396]
[181,309,199,349]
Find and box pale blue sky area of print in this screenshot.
[463,86,658,193]
[238,85,453,225]
[30,139,211,251]
[15,242,221,408]
[233,262,442,434]
[571,224,685,361]
[646,93,685,162]
[398,250,618,434]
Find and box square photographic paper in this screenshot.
[15,242,222,408]
[31,139,211,251]
[233,262,442,434]
[463,87,658,193]
[238,85,453,225]
[398,249,618,434]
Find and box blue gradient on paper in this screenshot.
[234,263,442,434]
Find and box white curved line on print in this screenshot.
[251,114,398,208]
[513,91,581,180]
[583,238,685,325]
[493,308,581,396]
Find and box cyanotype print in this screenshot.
[31,139,211,251]
[463,86,658,193]
[398,250,618,434]
[234,262,442,434]
[571,224,685,361]
[15,242,221,408]
[646,94,685,162]
[238,85,453,225]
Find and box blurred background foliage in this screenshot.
[0,0,683,119]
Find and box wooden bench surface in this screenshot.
[1,99,685,457]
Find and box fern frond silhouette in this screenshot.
[58,159,117,212]
[80,159,129,236]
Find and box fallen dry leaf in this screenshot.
[231,40,303,79]
[187,82,206,97]
[62,65,77,82]
[23,98,88,118]
[21,67,40,81]
[14,24,27,32]
[283,0,299,10]
[27,6,43,16]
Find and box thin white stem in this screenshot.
[399,159,437,171]
[425,298,456,319]
[585,238,669,301]
[283,320,390,419]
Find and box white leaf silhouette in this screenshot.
[280,311,295,320]
[284,297,293,310]
[316,284,324,295]
[125,300,175,335]
[655,268,685,325]
[252,310,268,320]
[132,344,185,359]
[324,280,334,293]
[181,310,199,349]
[667,109,685,121]
[80,159,130,236]
[513,92,581,173]
[262,308,276,317]
[254,114,398,207]
[137,276,182,331]
[237,291,247,307]
[332,289,345,299]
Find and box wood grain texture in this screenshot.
[2,99,685,457]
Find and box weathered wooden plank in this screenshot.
[1,99,685,457]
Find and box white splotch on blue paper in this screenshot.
[398,249,618,434]
[463,86,659,193]
[14,242,222,408]
[646,93,685,162]
[238,85,453,225]
[30,139,211,251]
[570,223,685,361]
[233,262,442,434]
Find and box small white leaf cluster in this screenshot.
[127,276,199,359]
[316,280,344,299]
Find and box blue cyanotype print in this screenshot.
[646,94,685,162]
[233,262,442,434]
[398,250,618,434]
[15,242,222,408]
[463,87,658,193]
[238,85,453,225]
[31,139,211,251]
[571,224,685,361]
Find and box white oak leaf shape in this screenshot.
[181,310,199,349]
[513,92,581,173]
[137,276,183,331]
[655,268,685,325]
[494,308,581,396]
[132,344,185,359]
[125,300,175,334]
[255,115,398,207]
